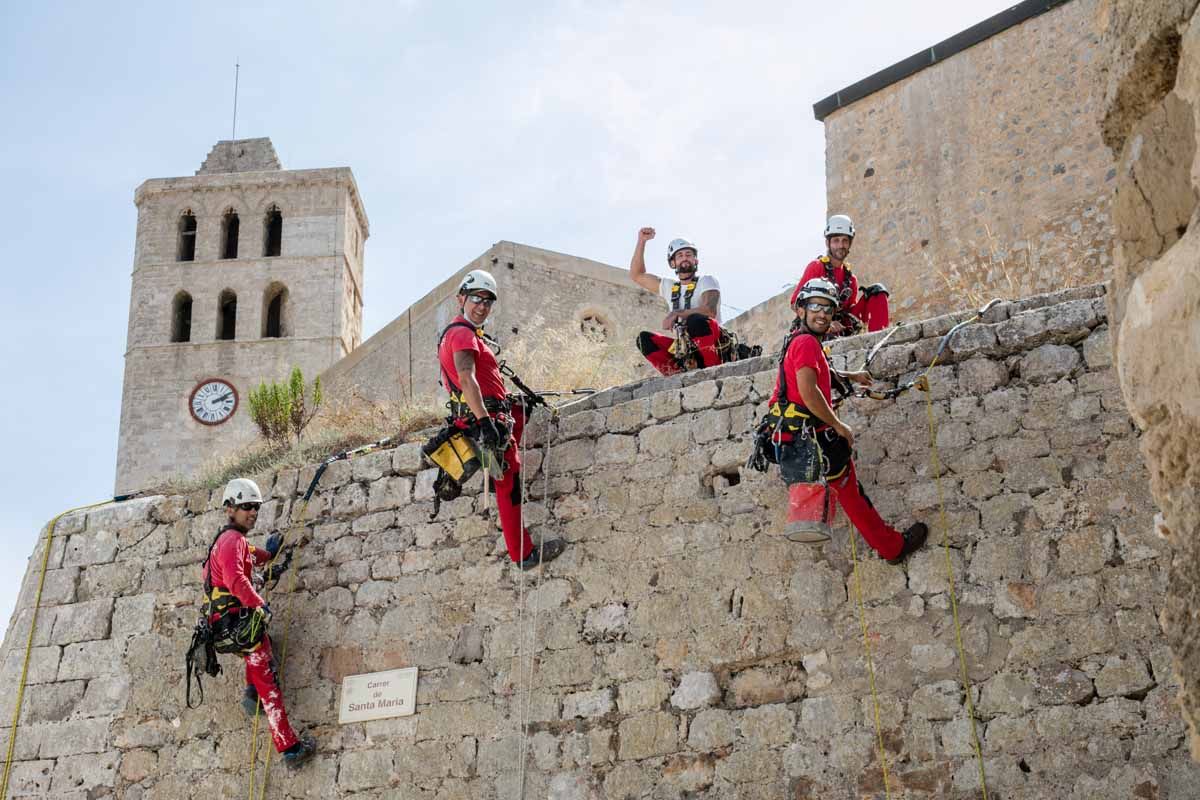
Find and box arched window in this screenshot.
[220,210,240,260]
[171,291,192,342]
[218,289,237,340]
[177,212,197,262]
[263,283,289,338]
[263,205,282,257]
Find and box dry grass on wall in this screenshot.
[154,389,443,495]
[924,225,1083,312]
[499,317,649,398]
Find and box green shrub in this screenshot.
[247,367,323,447]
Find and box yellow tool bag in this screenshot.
[422,425,482,501]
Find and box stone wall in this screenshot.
[7,285,1198,798]
[1099,0,1200,760]
[320,242,664,406]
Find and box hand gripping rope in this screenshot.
[1,499,113,800]
[246,435,396,800]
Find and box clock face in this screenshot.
[189,378,238,426]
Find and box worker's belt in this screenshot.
[765,401,817,435]
[201,587,266,654]
[446,391,512,422]
[204,586,241,618]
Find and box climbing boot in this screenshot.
[241,685,259,717]
[887,522,929,565]
[283,733,317,770]
[519,538,567,571]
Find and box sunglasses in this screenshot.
[803,302,836,314]
[466,295,496,308]
[236,502,261,512]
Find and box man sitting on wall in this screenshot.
[437,269,568,570]
[629,226,760,375]
[790,215,890,337]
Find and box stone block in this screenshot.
[1094,655,1155,698]
[77,674,131,717]
[334,482,368,516]
[594,434,637,465]
[38,717,110,758]
[978,673,1035,717]
[548,438,596,472]
[728,664,805,708]
[691,408,731,444]
[393,443,425,475]
[1039,576,1100,615]
[337,748,395,791]
[649,389,682,420]
[6,760,54,795]
[1082,324,1112,369]
[617,712,678,759]
[789,561,846,612]
[688,708,737,750]
[671,671,720,710]
[740,703,795,747]
[115,594,158,641]
[19,680,85,724]
[57,640,120,681]
[583,603,629,641]
[1057,526,1115,575]
[638,422,691,457]
[1,645,60,686]
[562,688,613,719]
[49,599,112,645]
[681,381,719,411]
[618,679,670,713]
[1020,343,1082,383]
[910,680,963,720]
[1032,664,1094,705]
[798,695,859,739]
[62,531,119,568]
[351,510,396,534]
[560,410,606,440]
[50,751,119,794]
[606,398,651,433]
[77,561,144,601]
[367,476,413,511]
[351,450,393,482]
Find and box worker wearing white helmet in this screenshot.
[197,478,315,768]
[435,269,567,570]
[628,227,760,375]
[789,214,891,336]
[757,278,926,561]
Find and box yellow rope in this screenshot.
[921,384,989,799]
[847,519,893,799]
[1,499,112,800]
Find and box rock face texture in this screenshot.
[3,285,1197,798]
[1100,0,1200,761]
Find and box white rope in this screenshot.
[513,414,529,799]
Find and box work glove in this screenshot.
[265,532,283,558]
[259,604,272,624]
[478,417,503,449]
[264,547,294,584]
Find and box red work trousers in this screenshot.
[637,317,725,376]
[848,292,890,332]
[489,405,535,563]
[244,635,299,752]
[829,462,904,560]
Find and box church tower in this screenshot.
[114,138,368,494]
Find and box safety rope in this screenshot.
[920,375,989,798]
[1,499,111,800]
[513,416,530,798]
[515,405,556,799]
[847,519,893,799]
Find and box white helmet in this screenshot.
[666,238,698,264]
[824,214,855,239]
[222,478,263,507]
[459,269,498,297]
[795,278,839,307]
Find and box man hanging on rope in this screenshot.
[437,269,568,570]
[789,215,891,337]
[630,227,761,375]
[766,278,926,561]
[201,479,315,767]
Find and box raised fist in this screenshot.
[638,227,656,244]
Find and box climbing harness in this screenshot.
[2,499,112,800]
[669,279,699,312]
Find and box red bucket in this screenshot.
[784,481,836,543]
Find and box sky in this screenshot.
[0,0,1017,635]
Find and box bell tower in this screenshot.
[114,138,368,494]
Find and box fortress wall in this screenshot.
[4,285,1198,798]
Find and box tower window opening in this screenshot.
[218,290,237,340]
[177,212,197,262]
[171,291,193,342]
[263,283,289,338]
[220,210,240,260]
[264,205,282,257]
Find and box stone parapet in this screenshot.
[4,284,1196,798]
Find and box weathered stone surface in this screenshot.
[49,599,112,645]
[1095,654,1156,698]
[337,748,395,791]
[1021,343,1083,383]
[617,712,678,759]
[670,671,720,710]
[563,688,613,719]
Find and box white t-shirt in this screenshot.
[659,275,721,322]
